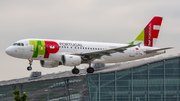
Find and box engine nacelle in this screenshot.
[40,60,60,68]
[61,55,82,66]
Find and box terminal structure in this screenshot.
[0,54,180,101]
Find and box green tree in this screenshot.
[12,90,28,101]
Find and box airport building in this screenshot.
[0,54,180,101]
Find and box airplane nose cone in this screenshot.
[5,47,12,56]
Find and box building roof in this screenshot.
[0,54,180,86]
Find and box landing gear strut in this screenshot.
[86,61,94,73]
[72,66,79,74]
[27,59,33,71]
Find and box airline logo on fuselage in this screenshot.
[29,40,59,58]
[29,40,83,58]
[59,42,82,46]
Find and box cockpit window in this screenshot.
[13,43,24,46]
[13,43,17,46]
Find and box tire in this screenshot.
[72,68,79,74]
[87,67,94,73]
[27,66,32,71]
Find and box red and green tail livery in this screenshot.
[129,16,163,47]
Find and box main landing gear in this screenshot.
[86,67,94,73]
[27,59,33,71]
[86,61,94,73]
[72,66,80,74]
[71,61,94,74]
[71,66,94,74]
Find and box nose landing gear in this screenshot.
[27,66,32,71]
[27,59,33,71]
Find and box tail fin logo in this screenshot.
[132,16,163,47]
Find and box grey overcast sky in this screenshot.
[0,0,180,81]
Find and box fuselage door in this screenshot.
[31,44,36,52]
[130,49,135,57]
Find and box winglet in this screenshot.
[135,42,142,47]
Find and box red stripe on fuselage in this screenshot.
[44,41,59,58]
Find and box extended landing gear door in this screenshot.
[31,45,36,52]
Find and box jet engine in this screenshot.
[40,60,61,68]
[61,55,82,66]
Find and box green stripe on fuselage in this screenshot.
[29,40,36,51]
[38,41,45,56]
[30,40,46,58]
[32,40,39,58]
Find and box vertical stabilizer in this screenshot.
[129,16,163,47]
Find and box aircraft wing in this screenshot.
[144,47,173,53]
[74,43,140,60]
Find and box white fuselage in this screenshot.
[5,38,164,65]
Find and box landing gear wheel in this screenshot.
[27,66,32,71]
[86,67,94,73]
[27,59,33,71]
[72,67,79,74]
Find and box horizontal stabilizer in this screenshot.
[144,47,173,53]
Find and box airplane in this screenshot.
[5,16,172,74]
